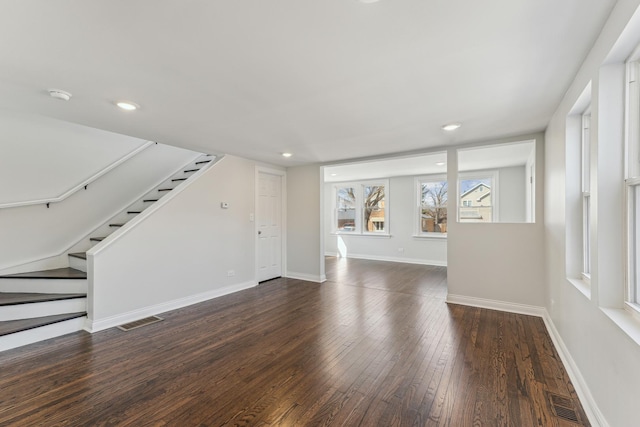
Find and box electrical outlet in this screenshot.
[227,270,235,277]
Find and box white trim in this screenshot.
[285,271,327,283]
[543,311,609,427]
[254,166,287,284]
[445,294,545,317]
[412,234,447,240]
[85,280,256,333]
[0,141,155,209]
[326,252,446,267]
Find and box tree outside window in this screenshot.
[420,180,447,233]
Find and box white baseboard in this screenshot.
[446,293,606,426]
[446,294,546,317]
[324,252,446,267]
[85,280,256,332]
[542,311,608,427]
[285,271,326,283]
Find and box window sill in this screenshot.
[566,277,591,300]
[600,307,640,347]
[331,232,392,239]
[412,234,447,240]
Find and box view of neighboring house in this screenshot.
[459,183,492,222]
[366,199,385,232]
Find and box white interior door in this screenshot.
[257,172,282,282]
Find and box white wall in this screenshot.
[447,132,545,307]
[497,166,526,222]
[544,1,640,425]
[88,155,262,328]
[0,110,150,204]
[324,175,447,266]
[0,119,198,272]
[287,164,324,282]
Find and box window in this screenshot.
[581,112,591,280]
[416,176,447,235]
[457,142,535,223]
[458,172,497,223]
[335,187,356,231]
[363,185,386,233]
[626,58,640,310]
[333,180,389,235]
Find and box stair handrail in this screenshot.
[0,141,156,209]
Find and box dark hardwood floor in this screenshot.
[0,258,588,426]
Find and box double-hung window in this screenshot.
[626,59,640,311]
[581,111,591,281]
[416,176,447,235]
[334,180,389,235]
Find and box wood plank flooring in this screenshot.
[0,257,588,426]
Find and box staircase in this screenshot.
[0,154,214,352]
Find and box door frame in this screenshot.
[255,166,287,284]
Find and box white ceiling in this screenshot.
[324,152,447,182]
[0,0,616,166]
[458,140,535,172]
[323,140,534,182]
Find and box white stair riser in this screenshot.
[68,256,87,272]
[0,298,86,321]
[0,279,88,294]
[0,316,86,352]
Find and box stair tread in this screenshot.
[184,169,200,173]
[195,160,211,164]
[109,224,124,227]
[127,211,142,214]
[158,188,172,192]
[0,312,86,337]
[143,199,158,202]
[68,252,86,260]
[0,268,86,280]
[172,178,188,181]
[90,237,105,241]
[0,292,85,306]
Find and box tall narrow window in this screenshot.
[626,59,640,309]
[336,187,356,232]
[582,112,591,280]
[417,177,448,235]
[363,185,386,233]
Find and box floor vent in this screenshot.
[118,316,163,331]
[547,392,581,424]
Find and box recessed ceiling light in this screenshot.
[435,162,445,166]
[442,122,462,131]
[116,101,139,111]
[331,173,338,176]
[282,152,293,158]
[48,89,72,101]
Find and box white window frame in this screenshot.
[625,57,640,315]
[581,111,592,282]
[332,179,390,236]
[415,175,448,238]
[458,170,499,222]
